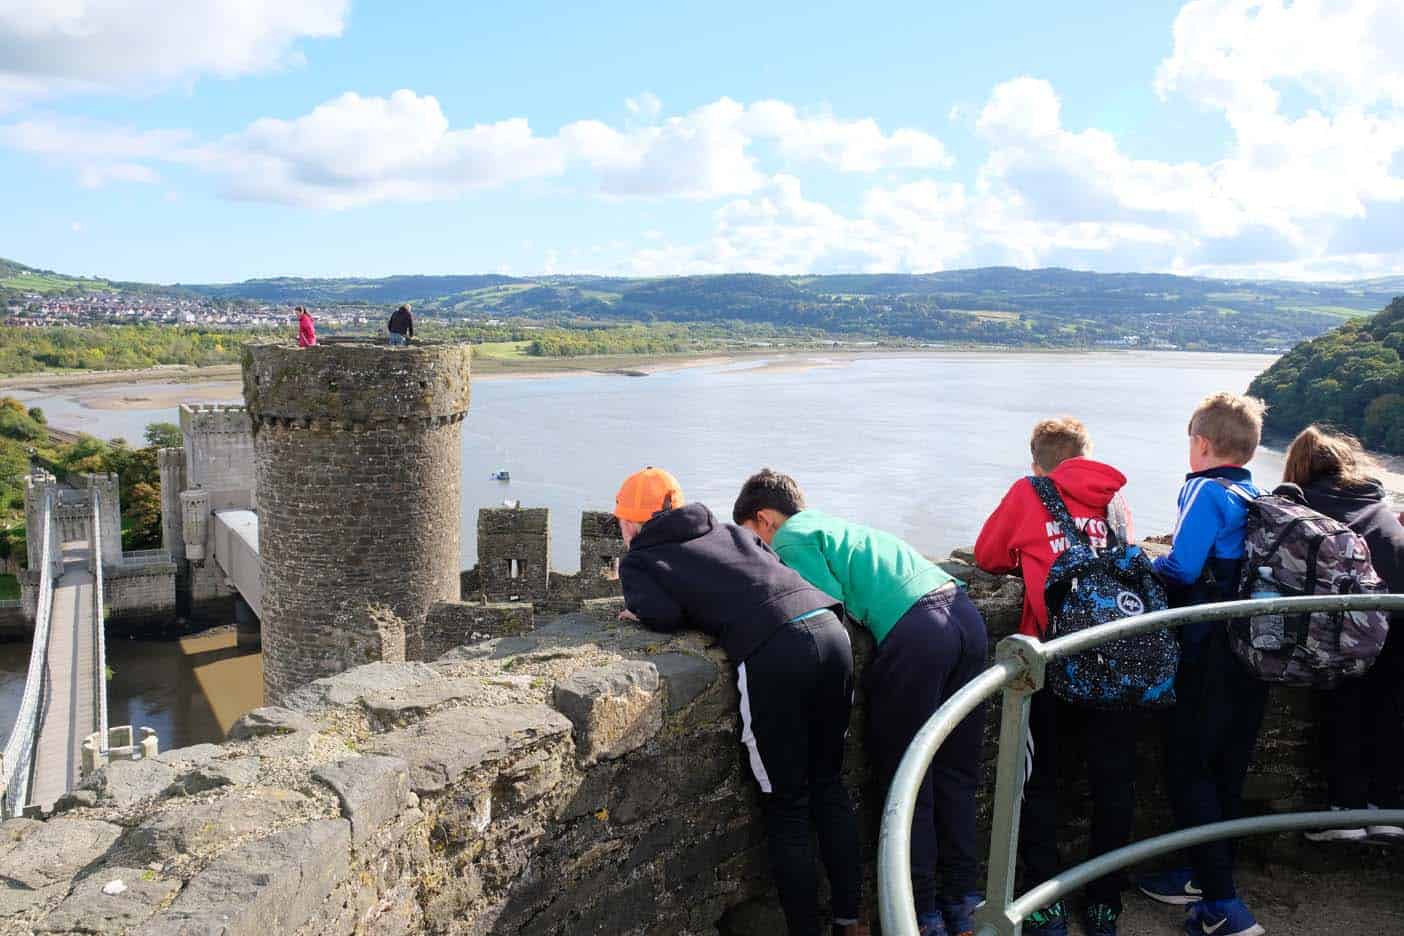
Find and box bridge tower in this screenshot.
[243,339,472,704]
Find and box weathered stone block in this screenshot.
[283,661,442,712]
[314,754,411,846]
[78,758,177,807]
[554,661,664,766]
[36,867,182,934]
[164,756,260,796]
[424,599,534,659]
[123,790,315,863]
[0,818,121,910]
[646,652,721,714]
[366,704,572,795]
[142,818,351,936]
[227,705,317,740]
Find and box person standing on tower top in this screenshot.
[296,306,317,348]
[387,303,414,346]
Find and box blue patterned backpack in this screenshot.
[1031,476,1177,709]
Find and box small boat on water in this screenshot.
[490,469,511,481]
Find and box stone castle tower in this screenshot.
[243,339,472,703]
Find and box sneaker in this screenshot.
[1183,897,1265,936]
[1137,869,1203,905]
[917,912,949,936]
[1084,902,1120,936]
[1366,803,1404,843]
[1304,804,1368,842]
[1023,900,1070,936]
[937,892,981,935]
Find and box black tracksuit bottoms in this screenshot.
[1320,617,1404,809]
[1020,694,1142,912]
[1162,626,1268,902]
[866,587,989,916]
[738,610,863,935]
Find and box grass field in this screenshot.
[1,270,112,294]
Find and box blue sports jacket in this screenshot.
[1153,466,1261,613]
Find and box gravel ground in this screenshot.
[1061,864,1404,935]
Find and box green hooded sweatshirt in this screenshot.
[771,508,957,645]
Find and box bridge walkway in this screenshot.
[29,541,98,812]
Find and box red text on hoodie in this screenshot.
[974,457,1133,638]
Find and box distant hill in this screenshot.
[1249,297,1404,453]
[5,255,1403,352]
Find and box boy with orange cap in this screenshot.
[614,467,867,936]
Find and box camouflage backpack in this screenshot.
[1031,477,1177,709]
[1223,481,1390,687]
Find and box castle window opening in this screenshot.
[601,556,620,580]
[509,558,521,579]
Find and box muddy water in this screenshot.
[0,630,262,751]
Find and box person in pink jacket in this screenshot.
[296,306,316,348]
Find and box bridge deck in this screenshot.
[30,542,98,811]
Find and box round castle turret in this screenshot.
[243,339,472,703]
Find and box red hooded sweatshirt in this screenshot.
[298,312,316,348]
[974,457,1132,638]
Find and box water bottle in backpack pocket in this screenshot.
[1222,481,1390,687]
[1030,477,1177,709]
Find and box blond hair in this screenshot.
[1282,425,1377,489]
[1188,392,1265,464]
[1030,417,1091,473]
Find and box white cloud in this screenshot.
[3,92,951,208]
[624,92,662,122]
[0,0,347,102]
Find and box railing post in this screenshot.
[974,635,1047,936]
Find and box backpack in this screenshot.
[1031,477,1177,709]
[1223,481,1389,687]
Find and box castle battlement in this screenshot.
[179,403,251,436]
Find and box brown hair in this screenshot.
[1188,392,1265,464]
[733,468,806,524]
[1030,417,1091,473]
[1282,424,1378,489]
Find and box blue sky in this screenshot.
[1,0,1401,284]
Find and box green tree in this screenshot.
[143,422,182,448]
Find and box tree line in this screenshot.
[1249,297,1404,453]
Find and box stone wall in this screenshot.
[102,563,179,633]
[245,340,472,705]
[2,559,1397,935]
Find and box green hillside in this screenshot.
[1249,297,1404,453]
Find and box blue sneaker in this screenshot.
[1184,897,1264,936]
[937,892,981,935]
[1138,868,1204,905]
[917,912,949,936]
[1023,900,1069,936]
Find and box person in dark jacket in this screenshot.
[1282,425,1404,842]
[387,303,413,345]
[614,467,867,936]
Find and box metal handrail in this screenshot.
[0,492,57,816]
[91,495,109,752]
[120,548,171,565]
[877,592,1404,936]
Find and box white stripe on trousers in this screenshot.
[737,662,773,794]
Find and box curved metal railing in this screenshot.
[877,592,1404,936]
[0,491,57,816]
[90,494,109,751]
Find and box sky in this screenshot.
[0,0,1402,284]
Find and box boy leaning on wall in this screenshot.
[733,469,988,936]
[612,467,869,936]
[1137,392,1268,936]
[973,417,1137,936]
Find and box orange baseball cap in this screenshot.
[614,467,685,523]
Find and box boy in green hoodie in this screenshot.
[734,469,989,936]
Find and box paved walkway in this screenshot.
[29,542,98,811]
